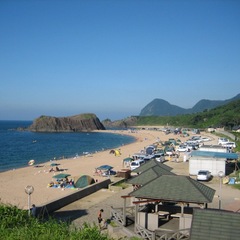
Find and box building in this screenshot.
[189,151,239,176]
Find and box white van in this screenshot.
[130,159,145,171]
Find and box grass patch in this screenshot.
[0,204,112,240]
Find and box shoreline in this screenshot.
[0,129,137,174]
[0,128,164,208]
[0,128,226,210]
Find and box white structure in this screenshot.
[189,156,226,176]
[198,145,227,153]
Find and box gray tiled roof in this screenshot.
[129,175,215,204]
[127,165,175,186]
[132,159,173,173]
[190,209,240,240]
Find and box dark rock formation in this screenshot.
[102,116,138,128]
[28,113,105,132]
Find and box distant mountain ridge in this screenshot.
[139,94,240,116]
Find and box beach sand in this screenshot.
[0,128,235,211]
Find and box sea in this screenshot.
[0,120,136,173]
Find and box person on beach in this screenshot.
[98,209,106,229]
[31,204,37,217]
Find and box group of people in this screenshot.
[47,177,74,188]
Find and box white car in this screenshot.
[177,145,190,152]
[222,142,236,148]
[130,159,145,171]
[218,137,229,145]
[200,137,211,142]
[154,153,165,162]
[197,170,211,181]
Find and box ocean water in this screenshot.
[0,121,135,172]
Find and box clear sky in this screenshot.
[0,0,239,121]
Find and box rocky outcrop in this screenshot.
[28,113,105,132]
[102,116,138,128]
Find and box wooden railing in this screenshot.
[110,207,125,225]
[135,223,155,240]
[155,228,190,240]
[110,206,135,226]
[110,207,190,240]
[134,224,190,240]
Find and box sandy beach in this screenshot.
[0,128,236,212]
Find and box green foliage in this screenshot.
[0,205,111,240]
[135,99,240,129]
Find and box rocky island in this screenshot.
[28,113,105,132]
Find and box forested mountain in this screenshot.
[103,99,240,129]
[136,99,240,129]
[139,94,240,116]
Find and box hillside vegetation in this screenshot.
[135,99,240,129]
[139,93,240,116]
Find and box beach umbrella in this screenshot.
[123,157,133,162]
[28,159,35,166]
[52,173,71,179]
[96,165,113,171]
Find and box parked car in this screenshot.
[165,147,175,156]
[221,142,236,148]
[200,137,211,142]
[218,137,229,145]
[177,145,190,152]
[197,170,211,181]
[102,170,117,177]
[143,155,155,162]
[187,142,199,150]
[154,153,165,162]
[130,159,145,171]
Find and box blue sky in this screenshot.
[0,0,239,121]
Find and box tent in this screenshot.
[97,165,113,171]
[74,175,95,188]
[109,149,121,156]
[53,173,71,180]
[146,146,155,155]
[115,149,121,156]
[123,157,133,167]
[123,157,133,162]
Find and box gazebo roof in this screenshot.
[129,175,215,204]
[131,159,173,174]
[190,209,240,239]
[127,165,175,186]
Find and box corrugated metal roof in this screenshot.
[191,151,239,159]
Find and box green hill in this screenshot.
[139,94,240,116]
[129,99,240,129]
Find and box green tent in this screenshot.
[74,175,95,188]
[52,173,71,179]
